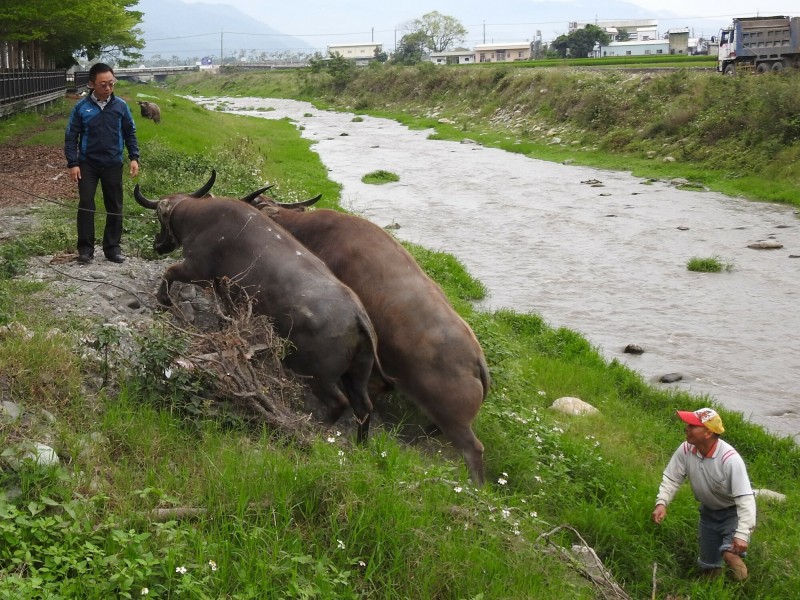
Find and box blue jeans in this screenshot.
[697,505,743,569]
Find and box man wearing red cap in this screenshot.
[651,407,756,580]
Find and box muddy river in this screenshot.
[190,96,800,443]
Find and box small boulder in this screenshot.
[747,240,783,250]
[624,344,644,355]
[550,397,599,416]
[660,373,683,383]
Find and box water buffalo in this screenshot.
[241,188,490,485]
[137,101,161,124]
[133,172,381,439]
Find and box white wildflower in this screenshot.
[175,566,187,575]
[141,589,149,596]
[497,477,507,485]
[208,560,217,571]
[454,486,463,493]
[337,539,345,550]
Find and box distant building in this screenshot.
[474,42,532,63]
[666,29,690,54]
[572,19,659,41]
[327,42,382,66]
[428,50,476,65]
[596,39,670,57]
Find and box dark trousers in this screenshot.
[76,161,123,257]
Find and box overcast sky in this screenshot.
[178,0,799,51]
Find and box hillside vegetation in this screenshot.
[0,72,799,599]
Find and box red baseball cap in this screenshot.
[677,408,725,434]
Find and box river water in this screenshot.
[189,96,800,443]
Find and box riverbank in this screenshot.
[1,84,799,599]
[171,65,800,207]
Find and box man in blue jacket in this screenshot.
[64,63,140,264]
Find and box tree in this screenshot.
[0,0,144,68]
[405,11,467,54]
[392,31,428,65]
[550,25,611,59]
[615,28,632,42]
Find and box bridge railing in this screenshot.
[0,69,67,117]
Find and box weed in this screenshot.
[361,169,399,185]
[687,255,734,272]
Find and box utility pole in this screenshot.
[220,30,223,66]
[372,27,374,42]
[483,21,486,43]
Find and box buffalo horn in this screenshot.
[133,184,159,209]
[189,169,217,198]
[275,194,322,209]
[240,185,275,205]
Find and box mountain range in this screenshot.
[136,0,312,61]
[133,0,730,62]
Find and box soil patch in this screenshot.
[0,144,76,208]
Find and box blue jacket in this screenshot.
[64,94,140,168]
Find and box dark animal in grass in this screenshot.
[136,100,161,124]
[240,187,490,485]
[133,171,382,440]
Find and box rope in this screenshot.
[1,179,157,221]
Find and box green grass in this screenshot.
[360,169,399,185]
[2,80,800,600]
[687,255,734,272]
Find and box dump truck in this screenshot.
[718,15,800,74]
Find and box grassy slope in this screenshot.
[0,76,798,599]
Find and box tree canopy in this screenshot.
[550,25,612,59]
[404,11,467,54]
[392,30,428,65]
[0,0,145,68]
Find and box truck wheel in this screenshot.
[756,63,770,73]
[771,62,784,72]
[724,63,736,76]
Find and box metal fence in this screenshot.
[0,69,67,117]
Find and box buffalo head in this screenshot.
[133,170,216,254]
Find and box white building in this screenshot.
[596,38,670,57]
[474,42,532,63]
[571,19,659,41]
[428,50,476,65]
[326,42,382,65]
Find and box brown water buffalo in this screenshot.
[136,101,161,124]
[241,188,490,485]
[133,172,381,440]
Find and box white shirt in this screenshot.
[656,438,756,542]
[91,92,109,110]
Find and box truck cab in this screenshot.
[717,27,736,74]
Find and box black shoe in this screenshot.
[106,253,125,264]
[77,253,93,264]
